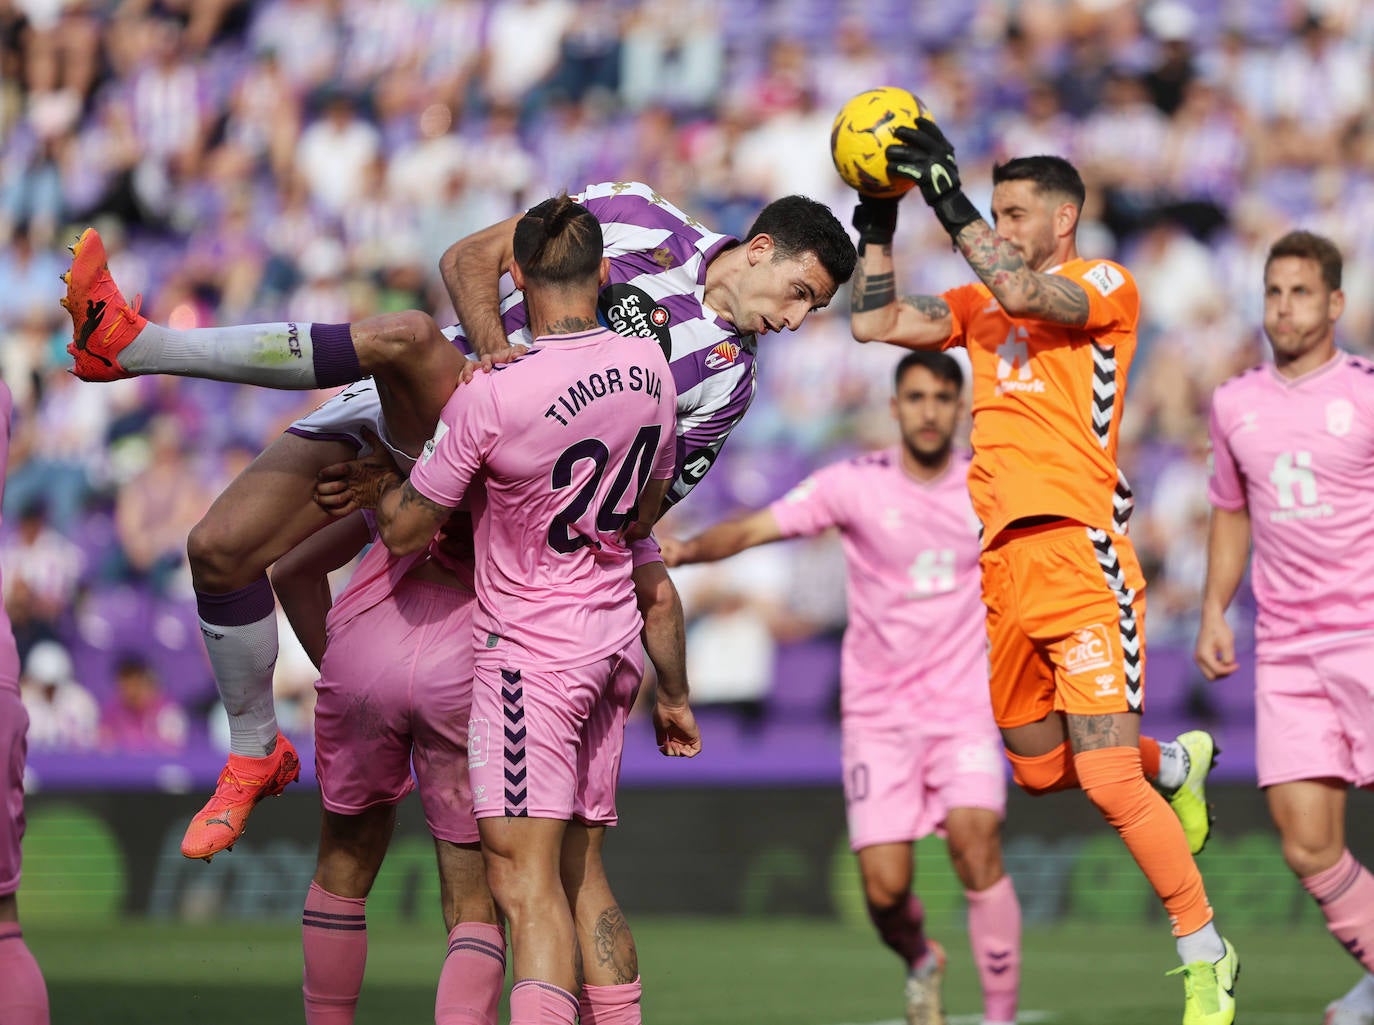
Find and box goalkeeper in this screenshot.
[846,123,1240,1025]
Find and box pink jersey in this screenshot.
[326,512,476,636]
[769,448,992,726]
[1208,352,1374,644]
[410,328,677,670]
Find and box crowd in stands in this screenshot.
[1,0,1370,760]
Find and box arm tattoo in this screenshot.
[955,221,1090,325]
[346,464,403,510]
[592,904,639,984]
[851,264,897,313]
[900,294,951,320]
[542,315,598,334]
[1067,713,1128,752]
[395,480,453,519]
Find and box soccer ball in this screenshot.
[830,87,934,199]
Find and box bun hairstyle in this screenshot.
[513,194,604,286]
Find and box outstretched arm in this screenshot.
[952,220,1089,325]
[658,507,786,566]
[848,220,952,349]
[438,211,523,358]
[884,119,1089,326]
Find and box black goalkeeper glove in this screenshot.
[851,193,901,252]
[886,118,982,238]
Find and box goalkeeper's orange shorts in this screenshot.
[979,520,1147,729]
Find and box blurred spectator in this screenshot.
[0,499,84,658]
[480,0,575,110]
[619,0,722,113]
[294,90,381,216]
[98,652,188,753]
[19,639,97,749]
[0,223,65,329]
[110,415,212,596]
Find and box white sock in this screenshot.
[199,612,281,757]
[1176,920,1225,965]
[121,321,322,387]
[1338,973,1374,1011]
[1156,739,1189,792]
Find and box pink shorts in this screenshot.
[469,642,644,825]
[315,578,478,843]
[1,688,28,896]
[1256,633,1374,789]
[842,722,1007,852]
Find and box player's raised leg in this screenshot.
[1269,780,1374,1025]
[1005,713,1216,854]
[1065,712,1237,1025]
[180,432,352,861]
[62,227,455,391]
[944,807,1020,1025]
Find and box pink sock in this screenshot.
[965,876,1021,1025]
[868,893,928,968]
[301,882,368,1025]
[510,979,579,1025]
[436,922,506,1025]
[1302,850,1374,972]
[580,976,642,1024]
[0,923,49,1025]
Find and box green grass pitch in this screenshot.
[26,917,1357,1024]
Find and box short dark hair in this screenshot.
[744,195,856,286]
[513,194,603,287]
[992,155,1086,208]
[895,350,963,391]
[1266,230,1342,291]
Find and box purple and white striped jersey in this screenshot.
[449,181,755,510]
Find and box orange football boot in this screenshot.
[181,733,301,862]
[61,227,145,381]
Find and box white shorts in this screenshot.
[842,722,1007,852]
[287,327,469,470]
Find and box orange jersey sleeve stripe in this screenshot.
[942,259,1139,546]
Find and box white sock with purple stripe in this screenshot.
[197,576,280,758]
[117,321,361,388]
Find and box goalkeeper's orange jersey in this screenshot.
[941,258,1139,548]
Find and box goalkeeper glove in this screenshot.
[851,194,901,252]
[886,118,982,238]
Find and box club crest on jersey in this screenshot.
[598,283,672,360]
[1326,398,1354,437]
[652,246,674,270]
[705,340,741,370]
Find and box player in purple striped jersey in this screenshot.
[60,182,855,861]
[0,381,50,1025]
[1198,232,1374,1025]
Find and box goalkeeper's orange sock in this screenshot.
[1074,746,1213,937]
